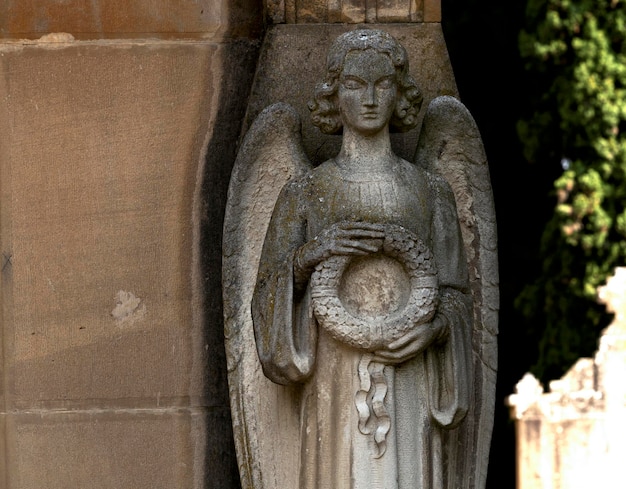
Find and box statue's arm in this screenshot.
[430,174,473,328]
[371,174,471,370]
[251,181,317,385]
[425,174,473,428]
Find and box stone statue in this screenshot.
[223,29,498,489]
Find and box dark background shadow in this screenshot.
[442,1,558,486]
[198,6,262,485]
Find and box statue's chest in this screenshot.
[304,170,431,239]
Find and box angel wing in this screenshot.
[415,95,499,489]
[222,102,312,489]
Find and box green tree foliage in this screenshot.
[517,0,626,382]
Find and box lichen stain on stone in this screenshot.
[111,290,146,324]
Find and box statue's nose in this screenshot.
[362,84,377,106]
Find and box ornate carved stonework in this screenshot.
[265,0,441,24]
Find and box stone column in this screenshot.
[0,3,262,488]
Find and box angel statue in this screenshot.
[223,28,498,489]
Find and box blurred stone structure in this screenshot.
[508,267,626,489]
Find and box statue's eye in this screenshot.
[342,78,363,90]
[377,78,394,89]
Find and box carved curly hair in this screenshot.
[308,29,423,135]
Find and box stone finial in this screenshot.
[507,373,544,419]
[597,266,626,328]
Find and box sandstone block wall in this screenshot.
[0,2,261,488]
[0,0,261,40]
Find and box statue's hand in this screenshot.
[372,316,448,365]
[294,221,385,279]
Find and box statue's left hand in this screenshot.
[372,316,448,364]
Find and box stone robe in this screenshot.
[252,157,472,489]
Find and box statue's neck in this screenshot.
[335,126,395,172]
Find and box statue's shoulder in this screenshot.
[418,163,455,200]
[275,162,332,206]
[276,159,319,190]
[397,157,448,195]
[284,159,339,191]
[397,157,424,176]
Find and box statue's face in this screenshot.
[337,49,397,136]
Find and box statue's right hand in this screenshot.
[294,221,385,277]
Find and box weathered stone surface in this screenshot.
[7,410,199,488]
[1,40,208,406]
[0,0,262,40]
[508,267,626,489]
[0,34,259,488]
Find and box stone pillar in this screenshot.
[507,267,626,489]
[0,3,262,488]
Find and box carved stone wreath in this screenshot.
[310,224,439,351]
